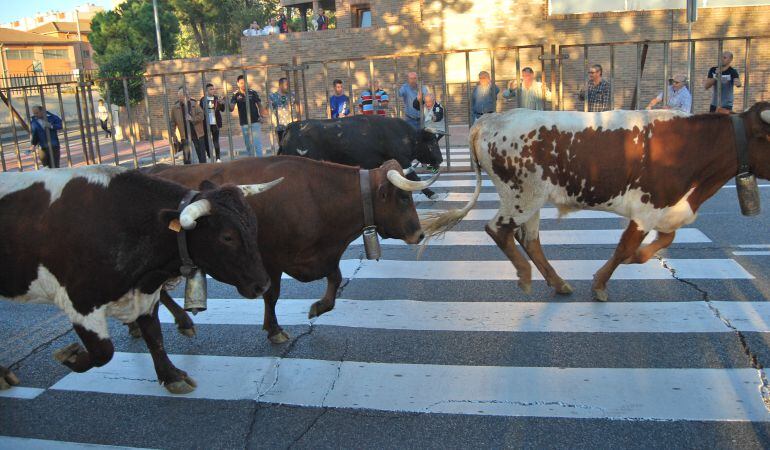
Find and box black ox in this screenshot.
[278,115,444,198]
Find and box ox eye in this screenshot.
[222,234,234,243]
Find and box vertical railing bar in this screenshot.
[103,83,120,165]
[73,84,90,165]
[161,75,176,165]
[56,84,73,167]
[142,80,158,166]
[440,52,451,170]
[22,88,39,170]
[242,67,255,157]
[515,48,521,105]
[583,44,589,112]
[37,85,55,167]
[743,38,751,111]
[122,77,138,167]
[323,62,331,119]
[86,82,102,164]
[7,88,24,171]
[222,76,235,161]
[465,51,472,127]
[662,42,670,107]
[609,45,615,110]
[201,71,215,162]
[635,43,642,110]
[716,39,723,112]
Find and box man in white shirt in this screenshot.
[243,21,260,36]
[261,18,278,35]
[502,67,552,110]
[646,74,692,113]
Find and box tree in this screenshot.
[96,49,146,107]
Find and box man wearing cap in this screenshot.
[646,74,692,113]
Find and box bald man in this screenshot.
[704,51,741,113]
[398,71,429,129]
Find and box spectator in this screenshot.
[171,87,206,164]
[704,51,742,113]
[330,79,350,119]
[646,74,692,113]
[317,10,328,30]
[200,83,226,162]
[471,71,500,124]
[278,12,289,33]
[97,99,112,139]
[412,92,445,136]
[359,80,389,116]
[230,75,266,157]
[262,18,278,35]
[398,72,429,129]
[269,77,299,143]
[29,105,62,168]
[243,21,260,36]
[502,67,552,110]
[578,64,611,112]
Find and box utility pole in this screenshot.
[153,0,164,60]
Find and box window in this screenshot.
[353,6,371,28]
[43,49,69,59]
[549,0,770,15]
[5,49,34,60]
[82,50,90,59]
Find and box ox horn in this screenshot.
[387,170,440,192]
[403,163,420,176]
[761,110,770,124]
[237,177,284,196]
[179,199,212,230]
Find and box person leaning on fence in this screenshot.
[230,75,266,157]
[704,51,742,113]
[269,77,299,143]
[412,92,446,139]
[29,105,62,169]
[398,72,429,129]
[330,79,351,119]
[359,80,389,116]
[278,12,289,33]
[200,83,226,162]
[471,71,500,124]
[262,18,278,35]
[243,21,261,36]
[578,64,611,112]
[97,99,112,139]
[502,67,552,110]
[170,87,206,164]
[646,74,692,113]
[316,10,328,30]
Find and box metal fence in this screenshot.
[1,35,767,173]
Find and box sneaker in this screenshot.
[216,159,222,163]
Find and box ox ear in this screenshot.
[198,179,219,191]
[158,209,181,233]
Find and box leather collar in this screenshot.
[359,169,375,229]
[731,115,751,175]
[177,190,199,277]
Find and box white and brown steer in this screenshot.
[0,165,278,393]
[424,103,770,301]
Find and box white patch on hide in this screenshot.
[0,165,125,205]
[296,149,309,156]
[10,265,161,340]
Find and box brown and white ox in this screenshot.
[0,165,279,393]
[424,103,770,301]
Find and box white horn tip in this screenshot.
[760,110,770,124]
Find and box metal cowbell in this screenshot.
[362,226,381,261]
[183,269,208,314]
[736,172,761,216]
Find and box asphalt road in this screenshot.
[2,168,770,449]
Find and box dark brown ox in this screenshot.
[0,165,278,393]
[424,102,770,301]
[141,156,433,343]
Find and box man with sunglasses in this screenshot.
[646,74,692,113]
[577,64,611,112]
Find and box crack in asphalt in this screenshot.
[423,398,607,413]
[247,253,365,449]
[8,326,74,372]
[656,255,770,411]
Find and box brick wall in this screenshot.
[142,1,770,136]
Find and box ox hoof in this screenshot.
[268,331,290,344]
[164,376,197,395]
[308,302,333,319]
[517,281,532,295]
[555,281,573,295]
[53,343,84,365]
[0,367,20,390]
[178,326,196,338]
[127,322,142,339]
[593,289,609,302]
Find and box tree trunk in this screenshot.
[189,23,209,57]
[200,21,211,56]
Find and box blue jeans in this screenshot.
[405,116,420,130]
[240,122,263,157]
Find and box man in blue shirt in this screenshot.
[29,105,63,168]
[471,71,500,124]
[329,79,350,119]
[398,72,429,129]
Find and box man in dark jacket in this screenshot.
[200,83,226,162]
[29,105,62,168]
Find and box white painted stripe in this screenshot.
[330,259,753,281]
[0,437,153,450]
[50,353,770,421]
[163,298,770,333]
[0,386,45,400]
[430,180,494,188]
[721,184,770,189]
[733,251,770,256]
[350,229,710,247]
[418,208,622,220]
[414,192,499,202]
[735,244,770,249]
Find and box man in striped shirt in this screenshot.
[359,80,390,116]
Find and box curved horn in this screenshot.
[387,170,440,192]
[761,110,770,124]
[403,163,420,176]
[238,177,284,196]
[179,199,212,230]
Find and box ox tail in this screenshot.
[419,123,483,243]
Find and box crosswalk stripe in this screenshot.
[0,387,44,400]
[161,298,770,333]
[733,251,770,256]
[49,353,769,421]
[0,436,154,450]
[350,229,710,247]
[418,208,621,220]
[327,258,753,281]
[430,180,494,188]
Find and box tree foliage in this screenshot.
[96,49,147,107]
